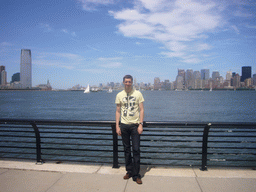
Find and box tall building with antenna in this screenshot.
[20,49,32,89]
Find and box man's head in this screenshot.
[123,75,133,92]
[123,75,133,83]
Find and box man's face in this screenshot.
[123,78,133,89]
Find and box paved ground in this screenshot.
[0,160,255,192]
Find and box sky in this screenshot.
[1,0,255,89]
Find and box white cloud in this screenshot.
[98,57,122,61]
[99,62,122,68]
[109,0,224,63]
[196,43,212,51]
[231,25,240,34]
[118,21,155,37]
[78,0,254,64]
[98,57,122,68]
[34,52,84,69]
[61,29,77,37]
[137,0,167,12]
[0,42,13,46]
[78,0,114,11]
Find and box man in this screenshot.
[115,75,145,185]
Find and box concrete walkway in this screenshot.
[0,160,255,192]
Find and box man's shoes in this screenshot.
[135,178,142,184]
[123,173,131,180]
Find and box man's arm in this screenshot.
[138,102,144,134]
[116,104,121,136]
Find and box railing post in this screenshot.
[111,124,119,168]
[200,123,211,171]
[31,122,43,164]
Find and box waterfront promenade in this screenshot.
[0,160,255,192]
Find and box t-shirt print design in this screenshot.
[122,96,136,117]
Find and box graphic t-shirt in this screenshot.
[115,89,144,124]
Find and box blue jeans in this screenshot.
[120,123,141,180]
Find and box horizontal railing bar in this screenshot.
[0,135,35,138]
[40,147,114,152]
[0,132,204,137]
[209,159,256,162]
[0,136,112,141]
[0,119,116,126]
[140,146,201,148]
[0,141,36,143]
[0,151,36,155]
[41,142,112,146]
[140,151,255,155]
[1,119,255,127]
[208,135,256,137]
[142,157,202,160]
[207,141,256,143]
[0,143,113,147]
[1,147,254,154]
[0,131,112,135]
[1,137,254,143]
[41,154,113,158]
[42,137,113,140]
[1,130,256,137]
[0,126,111,131]
[0,146,36,149]
[0,130,35,133]
[141,139,202,142]
[41,132,112,135]
[208,147,256,149]
[0,152,115,159]
[141,151,201,154]
[2,126,255,132]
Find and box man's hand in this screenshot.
[116,125,121,136]
[137,124,143,134]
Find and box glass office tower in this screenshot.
[201,69,210,80]
[241,66,251,82]
[20,49,32,89]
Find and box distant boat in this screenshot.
[107,88,113,93]
[84,84,90,93]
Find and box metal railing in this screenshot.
[0,119,255,170]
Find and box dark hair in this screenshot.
[123,75,133,82]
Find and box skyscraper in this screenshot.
[212,71,220,80]
[241,66,251,82]
[20,49,32,88]
[201,69,210,80]
[11,73,20,83]
[226,71,232,81]
[1,70,7,86]
[253,74,256,86]
[193,71,201,80]
[154,77,161,90]
[0,65,5,85]
[233,73,241,88]
[185,69,194,89]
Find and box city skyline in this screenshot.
[1,61,254,90]
[1,0,256,89]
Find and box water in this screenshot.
[0,90,255,122]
